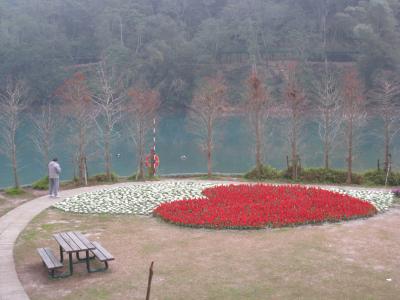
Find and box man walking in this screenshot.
[48,158,61,197]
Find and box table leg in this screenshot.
[85,250,91,272]
[76,251,95,261]
[59,245,64,263]
[69,252,73,275]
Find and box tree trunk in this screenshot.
[79,155,86,185]
[11,140,19,189]
[384,119,389,172]
[346,121,353,184]
[324,146,329,170]
[324,114,330,169]
[291,118,298,180]
[104,125,111,181]
[44,145,50,175]
[78,127,86,185]
[255,117,262,177]
[137,123,145,180]
[207,120,212,178]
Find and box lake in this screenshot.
[0,114,396,188]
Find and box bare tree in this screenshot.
[126,87,160,180]
[282,62,307,180]
[0,79,28,189]
[369,71,400,172]
[245,66,272,176]
[30,102,58,174]
[56,72,97,185]
[313,67,342,169]
[342,68,366,184]
[92,61,125,181]
[188,74,228,178]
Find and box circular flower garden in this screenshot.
[53,181,395,229]
[153,184,378,229]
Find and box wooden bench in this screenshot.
[89,241,115,272]
[37,248,63,278]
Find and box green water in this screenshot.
[0,115,395,188]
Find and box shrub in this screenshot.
[392,188,400,198]
[89,173,118,183]
[4,187,26,196]
[362,170,400,186]
[299,168,362,184]
[127,173,137,181]
[32,176,49,190]
[282,166,303,180]
[280,168,362,184]
[244,165,281,180]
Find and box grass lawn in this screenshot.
[14,205,400,300]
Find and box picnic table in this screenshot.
[53,231,96,276]
[37,231,115,278]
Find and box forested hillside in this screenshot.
[1,0,399,106]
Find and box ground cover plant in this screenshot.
[53,181,393,217]
[53,181,217,214]
[154,184,378,229]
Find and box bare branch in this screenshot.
[0,79,29,188]
[187,73,229,177]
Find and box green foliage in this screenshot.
[127,174,137,181]
[299,168,362,185]
[245,166,367,185]
[32,176,49,190]
[89,173,119,183]
[363,170,400,186]
[244,165,281,180]
[4,187,26,196]
[1,0,399,104]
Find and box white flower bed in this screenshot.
[327,188,394,212]
[53,181,218,215]
[53,182,395,215]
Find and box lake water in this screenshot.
[0,114,397,188]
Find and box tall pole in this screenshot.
[152,118,156,176]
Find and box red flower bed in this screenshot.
[153,184,377,229]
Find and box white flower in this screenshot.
[53,181,218,215]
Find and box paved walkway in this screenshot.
[0,184,130,300]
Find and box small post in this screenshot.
[286,156,289,169]
[377,159,380,171]
[146,261,154,300]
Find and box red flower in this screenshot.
[153,185,377,229]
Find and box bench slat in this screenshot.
[37,248,63,269]
[44,248,62,267]
[91,241,114,262]
[66,231,86,250]
[37,248,54,268]
[60,232,80,252]
[53,233,73,252]
[74,232,95,250]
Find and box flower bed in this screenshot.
[328,188,394,212]
[153,184,378,229]
[53,181,393,217]
[393,188,400,198]
[53,182,217,214]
